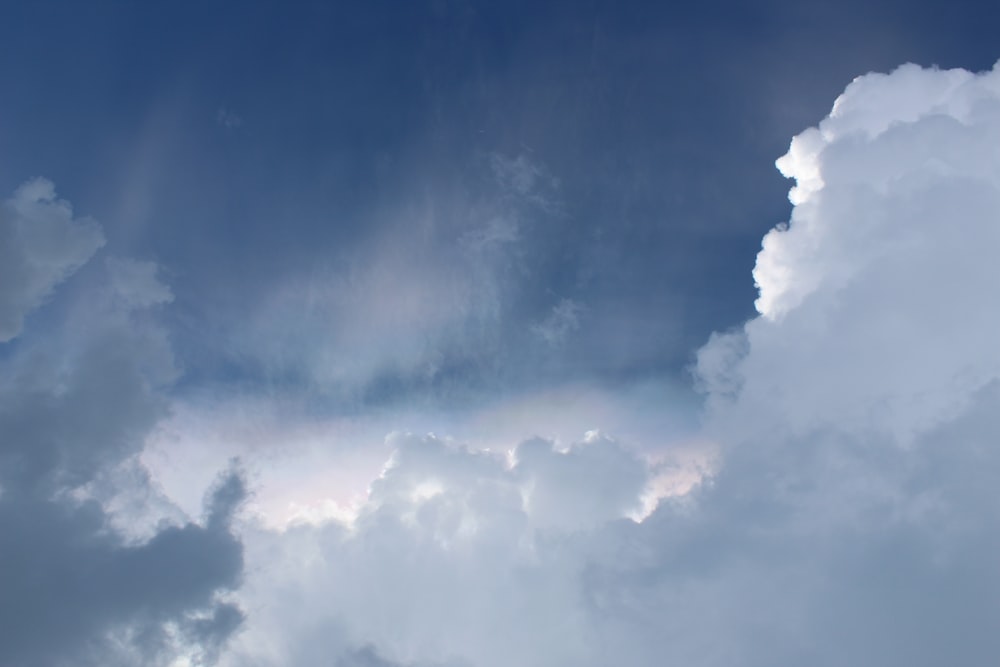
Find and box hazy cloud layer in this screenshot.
[218,62,1000,666]
[222,151,564,403]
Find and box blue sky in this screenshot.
[3,2,1000,665]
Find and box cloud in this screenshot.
[0,178,105,342]
[216,61,1000,667]
[0,180,245,666]
[707,61,1000,443]
[690,60,1000,661]
[223,432,662,667]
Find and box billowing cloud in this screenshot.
[692,60,1000,661]
[706,61,1000,443]
[215,62,1000,666]
[0,180,245,666]
[224,432,662,667]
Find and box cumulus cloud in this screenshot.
[214,61,1000,667]
[0,178,105,342]
[223,432,659,667]
[690,60,1000,660]
[710,61,1000,443]
[0,179,245,666]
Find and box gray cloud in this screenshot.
[216,62,1000,667]
[688,61,1000,664]
[0,180,246,666]
[0,178,105,342]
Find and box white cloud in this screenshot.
[106,257,174,308]
[223,432,664,667]
[720,61,1000,443]
[689,60,1000,661]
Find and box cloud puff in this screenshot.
[0,180,245,666]
[690,60,1000,660]
[0,178,105,342]
[224,432,658,667]
[222,62,1000,667]
[709,61,1000,443]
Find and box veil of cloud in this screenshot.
[6,2,1000,665]
[707,61,1000,443]
[690,61,1000,662]
[224,432,659,667]
[0,180,246,666]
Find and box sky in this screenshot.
[2,1,999,665]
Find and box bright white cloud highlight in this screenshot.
[727,61,1000,442]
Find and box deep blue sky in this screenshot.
[1,0,994,408]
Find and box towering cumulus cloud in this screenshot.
[695,61,1000,663]
[0,181,246,666]
[703,62,1000,442]
[224,62,1000,667]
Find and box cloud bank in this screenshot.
[219,62,1000,666]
